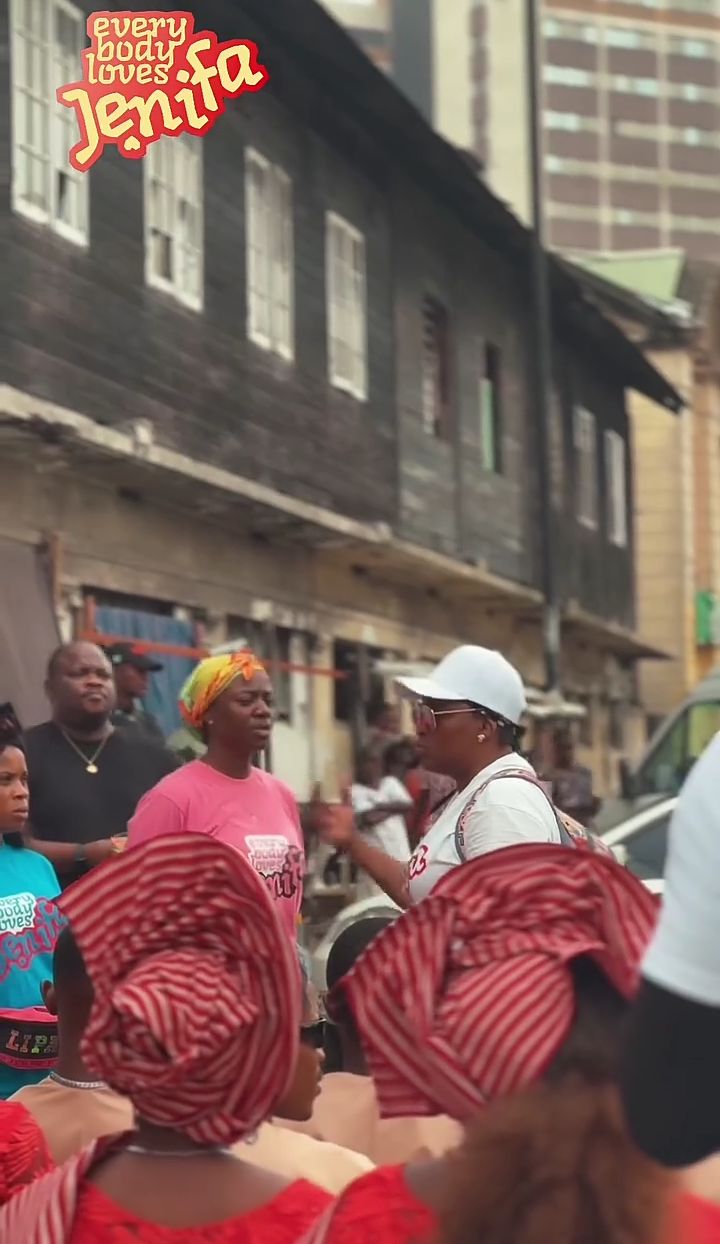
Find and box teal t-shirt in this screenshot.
[0,843,62,1098]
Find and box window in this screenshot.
[144,136,203,310]
[673,38,714,57]
[326,213,367,401]
[245,149,294,360]
[421,297,452,439]
[671,0,717,12]
[608,699,625,750]
[574,408,598,529]
[613,210,646,225]
[605,28,655,50]
[617,121,717,149]
[622,813,671,881]
[334,641,358,724]
[543,18,596,40]
[543,66,596,87]
[479,343,503,472]
[683,128,715,147]
[605,430,628,547]
[10,0,88,244]
[544,112,581,131]
[612,75,659,96]
[635,702,720,797]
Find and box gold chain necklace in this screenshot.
[60,728,111,775]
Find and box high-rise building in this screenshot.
[470,0,720,258]
[318,0,474,152]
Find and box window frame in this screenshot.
[10,0,89,246]
[623,813,671,881]
[245,147,294,362]
[143,135,204,312]
[325,211,368,402]
[605,429,628,548]
[574,407,599,530]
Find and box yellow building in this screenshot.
[572,251,720,739]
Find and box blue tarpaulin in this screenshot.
[94,606,196,737]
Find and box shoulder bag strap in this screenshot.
[454,769,576,861]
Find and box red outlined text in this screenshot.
[57,11,269,171]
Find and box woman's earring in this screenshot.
[477,733,486,743]
[206,719,214,726]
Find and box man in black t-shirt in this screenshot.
[25,641,178,885]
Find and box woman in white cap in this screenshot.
[320,645,564,908]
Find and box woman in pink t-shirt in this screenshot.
[128,652,304,938]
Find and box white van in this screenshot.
[599,665,720,828]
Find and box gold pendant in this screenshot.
[86,763,98,775]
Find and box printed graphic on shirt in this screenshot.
[0,896,65,985]
[0,893,36,936]
[408,844,429,880]
[245,836,304,903]
[0,1014,58,1070]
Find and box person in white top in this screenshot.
[320,645,561,908]
[621,730,720,1167]
[351,746,412,869]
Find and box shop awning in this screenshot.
[0,537,60,729]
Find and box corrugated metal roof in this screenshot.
[570,251,686,303]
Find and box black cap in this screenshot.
[105,643,163,674]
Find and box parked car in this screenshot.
[602,797,677,883]
[598,668,720,830]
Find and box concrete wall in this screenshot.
[475,0,532,223]
[433,0,474,151]
[631,346,695,718]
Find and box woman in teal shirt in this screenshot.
[0,716,62,1097]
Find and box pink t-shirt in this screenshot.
[128,761,305,938]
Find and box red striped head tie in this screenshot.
[335,844,658,1122]
[58,836,300,1146]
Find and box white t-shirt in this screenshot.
[351,776,412,862]
[407,752,561,905]
[642,731,720,1005]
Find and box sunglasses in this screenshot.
[300,1020,327,1050]
[411,702,479,735]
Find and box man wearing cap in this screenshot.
[106,643,165,745]
[319,645,563,909]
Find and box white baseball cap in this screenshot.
[395,645,527,726]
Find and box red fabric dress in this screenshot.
[69,1180,331,1243]
[0,1101,53,1207]
[317,1166,436,1244]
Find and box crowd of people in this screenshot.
[0,634,718,1241]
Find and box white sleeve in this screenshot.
[643,732,720,1005]
[351,785,377,816]
[462,781,560,859]
[379,776,413,807]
